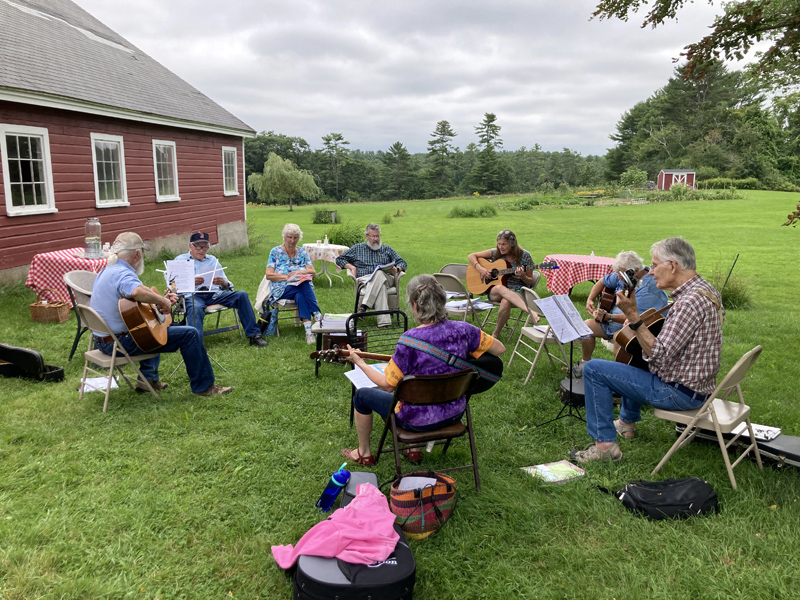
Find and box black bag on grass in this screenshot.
[600,477,719,520]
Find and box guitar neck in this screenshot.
[310,349,392,361]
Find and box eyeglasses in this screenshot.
[191,243,209,250]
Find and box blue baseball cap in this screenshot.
[190,232,210,244]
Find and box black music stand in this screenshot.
[536,340,585,427]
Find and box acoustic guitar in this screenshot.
[466,257,558,295]
[612,305,671,370]
[119,286,173,352]
[595,269,638,323]
[310,348,392,363]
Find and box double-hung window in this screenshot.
[153,140,180,202]
[90,133,128,207]
[222,146,238,195]
[1,124,56,216]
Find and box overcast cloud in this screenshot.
[72,0,728,156]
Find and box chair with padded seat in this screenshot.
[507,286,568,384]
[75,304,159,412]
[651,345,764,490]
[349,269,405,314]
[63,270,97,361]
[374,368,482,490]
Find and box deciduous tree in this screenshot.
[247,153,320,210]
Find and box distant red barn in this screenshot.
[657,169,696,191]
[0,0,255,282]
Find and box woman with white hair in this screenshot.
[573,250,668,377]
[265,223,322,343]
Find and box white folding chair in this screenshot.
[507,287,568,384]
[434,273,485,323]
[652,345,764,490]
[479,271,541,340]
[75,305,159,412]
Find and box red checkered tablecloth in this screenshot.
[542,254,614,295]
[26,247,108,306]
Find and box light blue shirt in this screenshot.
[174,252,231,293]
[89,260,142,335]
[602,268,668,314]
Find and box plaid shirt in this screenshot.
[335,243,407,278]
[649,274,724,395]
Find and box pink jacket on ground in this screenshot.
[271,483,399,569]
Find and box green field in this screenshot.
[1,192,799,599]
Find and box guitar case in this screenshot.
[675,425,800,470]
[0,342,64,382]
[293,472,416,600]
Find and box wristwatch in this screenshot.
[629,320,644,331]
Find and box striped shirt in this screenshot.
[648,274,724,395]
[335,243,407,278]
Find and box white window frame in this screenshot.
[152,139,180,202]
[90,132,129,208]
[222,146,238,196]
[0,124,57,217]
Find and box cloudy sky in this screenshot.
[72,0,729,157]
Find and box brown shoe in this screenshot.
[196,383,233,397]
[136,379,168,393]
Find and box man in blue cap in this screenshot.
[174,232,268,347]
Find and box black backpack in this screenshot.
[600,477,719,520]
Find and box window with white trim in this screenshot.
[222,146,238,195]
[1,124,56,216]
[90,133,128,207]
[152,140,180,202]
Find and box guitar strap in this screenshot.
[696,289,724,324]
[397,334,501,383]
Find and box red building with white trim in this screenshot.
[657,169,696,191]
[0,0,255,283]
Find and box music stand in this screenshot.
[532,296,593,439]
[167,289,229,378]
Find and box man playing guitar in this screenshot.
[571,237,724,463]
[573,250,668,377]
[89,232,233,397]
[467,229,539,338]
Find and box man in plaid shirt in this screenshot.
[336,224,407,327]
[571,237,724,463]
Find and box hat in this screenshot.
[190,232,210,244]
[110,232,150,254]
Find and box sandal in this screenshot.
[569,443,622,464]
[402,448,423,465]
[340,448,375,466]
[614,419,636,439]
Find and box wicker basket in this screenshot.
[30,288,71,324]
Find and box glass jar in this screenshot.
[84,217,102,258]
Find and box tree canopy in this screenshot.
[246,153,320,210]
[593,0,800,88]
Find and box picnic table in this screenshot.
[542,253,614,295]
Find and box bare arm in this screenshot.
[346,345,394,392]
[616,288,655,356]
[468,249,494,278]
[130,285,175,314]
[487,337,506,356]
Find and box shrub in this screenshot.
[324,221,364,246]
[382,213,393,225]
[394,208,406,217]
[312,208,341,224]
[707,262,753,310]
[447,204,498,218]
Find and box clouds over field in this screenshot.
[74,0,724,156]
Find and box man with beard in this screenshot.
[335,223,407,328]
[89,232,232,397]
[174,231,268,347]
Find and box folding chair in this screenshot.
[203,304,243,337]
[439,263,468,280]
[374,369,482,490]
[63,270,97,361]
[252,276,300,337]
[507,286,568,384]
[433,272,483,323]
[346,309,408,425]
[652,345,764,490]
[75,305,159,412]
[479,271,541,340]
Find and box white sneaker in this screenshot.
[305,332,316,344]
[572,360,587,378]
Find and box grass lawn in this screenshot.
[1,191,799,599]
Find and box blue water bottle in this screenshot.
[315,462,350,512]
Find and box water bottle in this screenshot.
[324,234,329,245]
[315,462,350,512]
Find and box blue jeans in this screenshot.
[583,359,706,443]
[353,387,462,432]
[96,325,215,394]
[277,281,320,320]
[184,290,260,338]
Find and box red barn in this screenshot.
[657,169,696,191]
[0,0,255,283]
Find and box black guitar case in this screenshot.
[293,472,416,600]
[0,342,64,382]
[675,425,800,470]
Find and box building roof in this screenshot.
[0,0,254,137]
[659,169,695,174]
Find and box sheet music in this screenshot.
[364,261,395,283]
[535,295,593,343]
[163,260,195,294]
[343,363,388,389]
